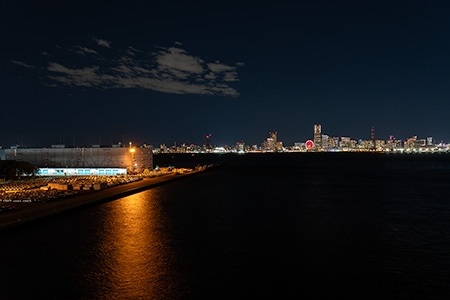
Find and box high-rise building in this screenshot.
[205,134,212,150]
[327,137,338,149]
[236,142,245,152]
[405,136,418,149]
[261,140,268,150]
[314,125,322,150]
[322,134,329,150]
[340,137,351,149]
[270,132,277,144]
[262,132,278,152]
[267,138,275,151]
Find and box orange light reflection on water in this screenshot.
[94,190,175,299]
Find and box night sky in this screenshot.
[2,0,450,147]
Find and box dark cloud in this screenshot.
[73,46,98,56]
[11,60,36,68]
[41,42,242,97]
[94,37,112,48]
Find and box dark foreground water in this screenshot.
[1,153,450,299]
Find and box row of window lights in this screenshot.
[37,170,121,175]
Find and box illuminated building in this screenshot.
[0,145,152,173]
[358,140,372,150]
[321,134,329,150]
[375,140,385,150]
[270,132,277,144]
[327,137,337,149]
[340,137,351,149]
[262,132,278,152]
[394,139,403,149]
[205,134,212,150]
[314,125,322,150]
[36,168,128,176]
[276,141,283,151]
[386,136,395,150]
[268,132,277,151]
[405,136,418,149]
[294,142,304,150]
[235,141,245,152]
[267,138,275,151]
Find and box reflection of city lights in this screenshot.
[129,148,136,153]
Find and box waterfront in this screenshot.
[0,168,207,230]
[1,153,450,299]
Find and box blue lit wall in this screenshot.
[36,168,127,176]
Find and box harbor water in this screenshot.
[1,153,450,299]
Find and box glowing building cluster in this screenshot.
[297,125,448,153]
[152,125,449,154]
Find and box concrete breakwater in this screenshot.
[0,167,214,231]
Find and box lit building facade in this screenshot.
[36,168,128,176]
[262,132,278,152]
[321,134,329,150]
[314,125,322,150]
[0,145,153,173]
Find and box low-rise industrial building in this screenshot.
[36,168,128,176]
[0,145,153,173]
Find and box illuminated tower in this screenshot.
[261,132,278,151]
[269,132,277,151]
[314,125,322,150]
[205,134,212,150]
[269,132,277,144]
[371,126,375,150]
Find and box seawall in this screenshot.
[0,169,208,231]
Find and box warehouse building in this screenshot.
[0,145,153,173]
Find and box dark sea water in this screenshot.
[1,153,450,299]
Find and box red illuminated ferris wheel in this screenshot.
[305,140,314,149]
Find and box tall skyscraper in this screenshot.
[205,134,212,150]
[314,125,322,150]
[266,138,275,151]
[262,132,278,152]
[270,132,277,144]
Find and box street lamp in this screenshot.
[129,148,136,172]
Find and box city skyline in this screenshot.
[0,123,446,149]
[3,1,450,146]
[155,125,447,153]
[1,123,445,152]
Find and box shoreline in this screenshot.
[0,169,208,232]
